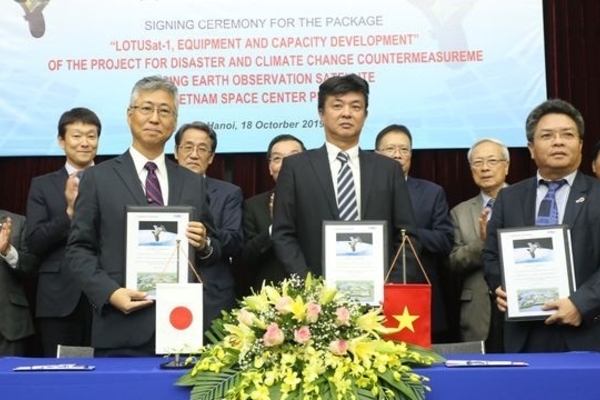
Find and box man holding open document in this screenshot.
[483,99,600,352]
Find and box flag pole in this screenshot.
[401,229,407,284]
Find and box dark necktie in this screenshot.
[144,161,164,206]
[484,198,495,221]
[536,179,567,226]
[336,151,358,221]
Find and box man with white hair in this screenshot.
[449,138,509,352]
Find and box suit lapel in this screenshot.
[114,152,147,205]
[166,159,183,205]
[359,150,376,214]
[468,196,482,236]
[51,168,69,208]
[310,146,338,216]
[521,178,538,226]
[405,177,419,206]
[563,172,588,226]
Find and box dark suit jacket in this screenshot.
[272,146,420,281]
[406,177,453,334]
[26,168,84,317]
[66,151,222,350]
[235,190,287,291]
[483,172,600,352]
[0,211,37,343]
[203,177,243,322]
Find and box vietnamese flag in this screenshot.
[155,283,203,354]
[382,283,431,348]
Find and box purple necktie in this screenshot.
[144,162,164,206]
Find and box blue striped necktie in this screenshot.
[144,161,164,206]
[336,151,358,221]
[536,179,566,225]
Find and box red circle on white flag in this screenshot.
[170,306,193,330]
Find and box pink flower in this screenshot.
[294,326,311,344]
[237,308,255,327]
[335,307,350,326]
[263,323,285,347]
[275,296,293,314]
[306,302,321,323]
[329,339,348,356]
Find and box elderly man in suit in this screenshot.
[375,124,454,343]
[272,74,420,282]
[234,134,306,295]
[173,121,242,327]
[450,138,509,352]
[0,212,38,355]
[483,99,600,352]
[26,107,100,356]
[66,76,221,357]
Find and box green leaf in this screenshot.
[182,368,240,400]
[204,318,227,345]
[355,387,377,400]
[377,370,421,400]
[405,343,446,364]
[176,371,198,387]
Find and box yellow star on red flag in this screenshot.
[393,306,420,333]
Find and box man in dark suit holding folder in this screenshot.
[483,99,600,352]
[272,74,421,282]
[67,76,220,357]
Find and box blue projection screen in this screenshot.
[0,0,546,156]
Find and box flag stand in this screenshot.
[160,353,192,370]
[382,229,432,348]
[158,239,204,370]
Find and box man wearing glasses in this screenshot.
[484,99,600,353]
[449,138,509,352]
[67,76,221,357]
[173,121,241,327]
[234,134,305,295]
[375,124,454,343]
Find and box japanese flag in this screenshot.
[155,283,203,354]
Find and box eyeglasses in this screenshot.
[378,145,411,156]
[269,151,300,164]
[470,158,506,169]
[130,104,176,118]
[177,145,212,156]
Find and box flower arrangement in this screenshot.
[176,274,441,399]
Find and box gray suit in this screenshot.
[66,151,221,352]
[0,211,38,355]
[449,195,491,341]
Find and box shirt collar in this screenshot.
[325,142,360,164]
[64,161,93,176]
[129,146,167,174]
[535,170,577,187]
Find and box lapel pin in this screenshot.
[575,197,585,203]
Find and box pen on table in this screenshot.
[445,360,529,367]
